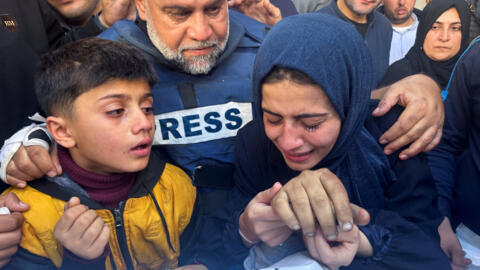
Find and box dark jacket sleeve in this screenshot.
[38,0,103,50]
[349,209,450,270]
[427,42,479,219]
[3,247,57,270]
[378,58,414,88]
[4,245,107,270]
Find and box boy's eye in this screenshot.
[431,25,440,30]
[106,108,124,116]
[142,106,154,114]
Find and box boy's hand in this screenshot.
[54,197,110,260]
[6,144,61,188]
[0,193,29,268]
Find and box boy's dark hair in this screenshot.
[262,67,317,86]
[35,37,158,116]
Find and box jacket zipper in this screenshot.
[113,201,135,270]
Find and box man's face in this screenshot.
[383,0,416,26]
[47,0,99,25]
[137,0,229,75]
[342,0,382,17]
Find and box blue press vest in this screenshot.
[99,11,267,175]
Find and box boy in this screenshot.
[2,37,200,269]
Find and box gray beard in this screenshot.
[146,17,229,75]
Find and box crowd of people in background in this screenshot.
[0,0,479,269]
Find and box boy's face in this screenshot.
[50,79,155,175]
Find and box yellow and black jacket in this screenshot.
[2,152,197,270]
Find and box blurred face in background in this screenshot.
[47,0,100,25]
[383,0,416,27]
[423,7,462,61]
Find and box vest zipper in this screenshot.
[113,201,135,270]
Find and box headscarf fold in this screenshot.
[405,0,470,88]
[252,13,394,209]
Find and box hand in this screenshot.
[371,74,444,159]
[175,265,208,270]
[271,169,370,241]
[239,182,293,247]
[54,197,110,260]
[0,193,29,268]
[6,144,61,188]
[438,217,471,270]
[304,225,360,270]
[99,0,136,28]
[228,0,282,26]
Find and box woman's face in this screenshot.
[423,7,462,61]
[262,80,341,171]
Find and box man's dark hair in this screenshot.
[35,37,158,117]
[262,67,317,86]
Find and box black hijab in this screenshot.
[405,0,470,88]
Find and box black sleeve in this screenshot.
[377,58,414,88]
[38,0,103,50]
[364,103,443,237]
[4,246,57,270]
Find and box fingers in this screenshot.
[423,126,442,152]
[254,182,282,204]
[50,144,62,175]
[371,89,398,117]
[0,193,29,213]
[350,204,370,226]
[81,216,108,247]
[26,145,59,178]
[0,213,24,233]
[64,197,81,211]
[6,145,55,187]
[55,203,89,235]
[288,181,316,236]
[0,245,17,263]
[261,226,292,247]
[271,189,301,231]
[396,125,439,160]
[0,227,22,250]
[450,249,471,269]
[319,169,352,233]
[379,98,426,153]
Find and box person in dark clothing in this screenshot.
[379,0,470,99]
[429,37,480,269]
[0,0,106,146]
[319,0,392,86]
[217,13,450,269]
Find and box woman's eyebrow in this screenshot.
[262,108,282,117]
[295,113,329,119]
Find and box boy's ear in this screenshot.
[136,0,147,21]
[46,116,76,149]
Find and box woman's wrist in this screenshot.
[238,212,260,247]
[357,230,373,257]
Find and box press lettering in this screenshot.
[159,118,181,140]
